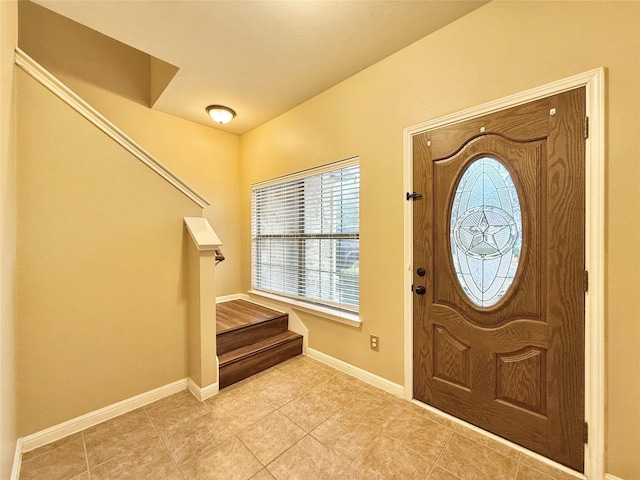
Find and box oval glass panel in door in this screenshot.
[450,157,522,307]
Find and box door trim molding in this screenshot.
[403,68,605,480]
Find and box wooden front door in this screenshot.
[412,88,586,471]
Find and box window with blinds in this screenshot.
[251,158,360,313]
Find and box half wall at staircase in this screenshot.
[14,60,242,441]
[15,67,204,436]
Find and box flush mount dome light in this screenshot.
[206,105,236,124]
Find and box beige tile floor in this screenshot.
[20,356,579,480]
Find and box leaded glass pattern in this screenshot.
[450,157,522,307]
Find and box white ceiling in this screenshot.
[33,0,487,135]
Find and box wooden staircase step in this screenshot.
[217,300,285,333]
[218,331,303,389]
[217,315,288,356]
[217,300,289,356]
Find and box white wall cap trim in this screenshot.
[604,475,625,480]
[20,378,188,453]
[306,349,403,397]
[248,290,360,327]
[14,47,210,208]
[184,217,222,251]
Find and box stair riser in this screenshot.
[217,315,288,356]
[219,337,303,389]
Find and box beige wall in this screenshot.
[19,2,243,297]
[16,0,243,438]
[240,2,640,478]
[15,70,204,435]
[74,85,243,297]
[0,0,18,476]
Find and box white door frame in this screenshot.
[403,68,605,480]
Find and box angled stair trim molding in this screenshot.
[14,47,210,208]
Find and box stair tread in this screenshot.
[219,331,302,366]
[217,300,286,334]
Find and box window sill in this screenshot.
[247,290,361,327]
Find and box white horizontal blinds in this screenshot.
[252,160,360,312]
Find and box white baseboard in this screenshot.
[306,348,404,397]
[10,438,22,480]
[187,378,219,401]
[20,378,188,453]
[605,475,624,480]
[216,293,246,303]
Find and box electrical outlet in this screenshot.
[370,335,379,351]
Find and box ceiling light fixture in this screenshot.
[206,105,236,124]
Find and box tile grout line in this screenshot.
[344,427,386,476]
[231,433,264,476]
[142,406,185,479]
[454,423,525,461]
[81,430,91,479]
[427,429,461,480]
[318,389,409,476]
[214,375,311,472]
[235,362,352,477]
[272,368,382,476]
[389,406,456,480]
[520,459,571,480]
[262,433,308,472]
[514,452,523,479]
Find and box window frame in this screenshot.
[250,157,360,318]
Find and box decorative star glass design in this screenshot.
[450,157,522,307]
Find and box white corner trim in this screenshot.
[14,47,210,208]
[403,68,606,480]
[306,348,403,397]
[187,378,219,401]
[10,438,22,480]
[604,475,624,480]
[184,217,222,251]
[20,378,188,453]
